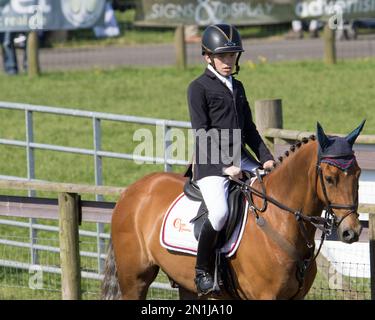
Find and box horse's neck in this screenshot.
[252,141,324,256]
[233,142,324,295]
[265,141,323,216]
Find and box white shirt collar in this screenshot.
[207,64,233,93]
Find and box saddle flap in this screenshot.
[189,182,246,244]
[225,184,246,242]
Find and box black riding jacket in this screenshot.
[187,68,274,180]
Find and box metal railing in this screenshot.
[0,101,191,274]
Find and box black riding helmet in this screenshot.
[201,24,244,75]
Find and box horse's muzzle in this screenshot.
[339,224,362,244]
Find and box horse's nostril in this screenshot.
[343,230,351,238]
[342,229,357,243]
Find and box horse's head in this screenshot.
[316,120,365,244]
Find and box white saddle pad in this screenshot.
[160,192,249,257]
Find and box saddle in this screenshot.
[183,178,247,246]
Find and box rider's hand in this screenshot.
[223,166,243,179]
[263,160,275,170]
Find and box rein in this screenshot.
[230,171,333,238]
[230,172,327,280]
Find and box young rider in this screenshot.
[187,24,275,295]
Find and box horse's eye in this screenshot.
[325,176,334,185]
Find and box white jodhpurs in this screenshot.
[196,176,230,231]
[196,156,259,231]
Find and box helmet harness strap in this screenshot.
[207,54,216,71]
[232,52,241,76]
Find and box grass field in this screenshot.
[0,59,374,299]
[1,59,374,132]
[0,59,374,192]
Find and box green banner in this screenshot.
[135,0,375,26]
[0,0,105,32]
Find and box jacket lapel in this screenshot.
[204,67,236,97]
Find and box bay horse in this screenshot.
[101,121,364,300]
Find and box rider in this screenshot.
[187,24,275,295]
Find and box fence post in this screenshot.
[27,31,40,76]
[255,99,283,150]
[323,24,336,65]
[175,24,187,70]
[58,192,81,300]
[369,212,375,300]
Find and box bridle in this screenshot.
[229,152,359,299]
[316,161,359,229]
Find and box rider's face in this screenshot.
[205,52,238,77]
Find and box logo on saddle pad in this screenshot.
[160,193,248,257]
[173,218,192,233]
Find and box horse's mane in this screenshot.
[266,135,317,174]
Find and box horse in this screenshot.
[101,121,365,300]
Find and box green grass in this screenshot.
[0,59,374,299]
[1,60,374,132]
[0,261,178,300]
[0,59,374,194]
[305,269,371,300]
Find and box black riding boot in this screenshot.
[195,219,220,295]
